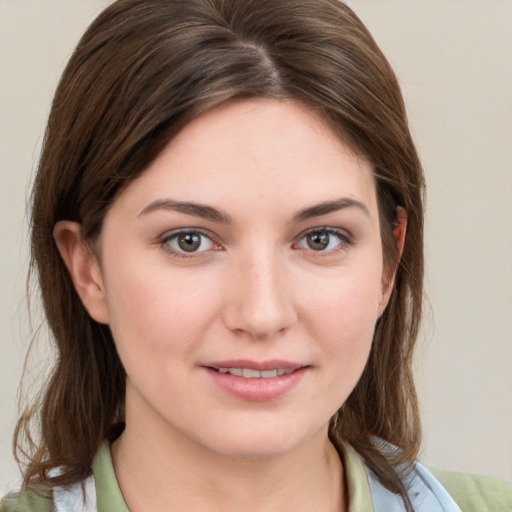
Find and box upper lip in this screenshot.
[203,359,305,371]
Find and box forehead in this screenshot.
[109,99,378,222]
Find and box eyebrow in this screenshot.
[138,199,233,223]
[138,196,369,224]
[292,197,370,222]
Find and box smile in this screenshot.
[203,360,307,400]
[216,368,295,378]
[205,365,307,401]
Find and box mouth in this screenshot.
[202,360,308,400]
[204,359,305,378]
[212,367,296,379]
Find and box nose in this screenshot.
[222,250,298,340]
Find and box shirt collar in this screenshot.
[93,442,129,512]
[92,440,374,512]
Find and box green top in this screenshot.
[2,442,511,511]
[429,465,512,512]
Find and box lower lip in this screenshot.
[203,367,308,402]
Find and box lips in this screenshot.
[202,359,308,401]
[216,367,295,378]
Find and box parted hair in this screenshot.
[17,0,424,507]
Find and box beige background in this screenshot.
[1,0,511,493]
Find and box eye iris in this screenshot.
[177,233,201,252]
[307,232,330,250]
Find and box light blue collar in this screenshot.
[366,461,462,512]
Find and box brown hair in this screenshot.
[17,0,424,506]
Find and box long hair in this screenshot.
[17,0,424,504]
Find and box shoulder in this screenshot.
[430,466,512,512]
[0,486,55,512]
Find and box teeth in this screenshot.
[216,368,294,378]
[243,368,261,378]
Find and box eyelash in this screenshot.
[160,229,220,258]
[294,228,354,256]
[159,227,354,258]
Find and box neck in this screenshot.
[111,397,346,512]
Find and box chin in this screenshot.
[191,418,326,461]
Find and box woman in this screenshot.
[1,0,510,511]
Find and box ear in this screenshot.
[378,208,407,315]
[393,207,407,258]
[53,221,110,324]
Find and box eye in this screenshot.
[162,230,218,255]
[295,228,351,252]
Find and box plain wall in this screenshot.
[1,0,511,493]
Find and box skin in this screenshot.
[55,99,405,512]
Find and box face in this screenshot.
[90,99,391,459]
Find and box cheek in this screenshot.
[300,262,383,390]
[319,284,378,363]
[102,257,220,370]
[303,256,383,335]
